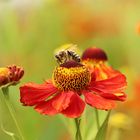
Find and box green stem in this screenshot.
[94,111,111,140]
[95,108,100,130]
[75,118,82,140]
[1,123,17,140]
[1,88,25,140]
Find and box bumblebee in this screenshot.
[55,49,81,64]
[55,51,68,64]
[67,50,80,62]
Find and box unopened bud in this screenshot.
[0,65,24,87]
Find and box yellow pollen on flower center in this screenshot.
[53,66,91,91]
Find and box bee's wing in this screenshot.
[54,43,78,54]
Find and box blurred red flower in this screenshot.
[20,47,126,118]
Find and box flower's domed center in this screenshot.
[53,61,91,91]
[81,47,108,61]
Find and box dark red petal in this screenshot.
[20,80,58,106]
[52,91,74,111]
[83,91,116,110]
[62,93,85,118]
[35,100,58,115]
[89,74,127,101]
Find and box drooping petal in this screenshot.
[35,100,58,116]
[34,91,74,116]
[100,63,119,78]
[83,91,116,110]
[93,64,119,81]
[52,91,74,111]
[20,80,58,106]
[89,74,127,101]
[62,93,85,118]
[91,73,127,91]
[101,92,127,101]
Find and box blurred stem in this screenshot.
[1,87,25,140]
[95,108,100,130]
[75,118,82,140]
[1,123,17,140]
[58,116,75,140]
[94,110,111,140]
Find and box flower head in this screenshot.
[81,47,127,102]
[20,46,127,118]
[82,47,121,81]
[0,65,24,87]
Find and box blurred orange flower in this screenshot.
[136,22,140,35]
[123,79,140,112]
[66,9,120,41]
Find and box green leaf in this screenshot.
[95,111,111,140]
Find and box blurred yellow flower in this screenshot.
[109,112,133,130]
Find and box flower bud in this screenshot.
[7,65,24,83]
[0,68,10,86]
[0,65,24,87]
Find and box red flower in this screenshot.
[81,47,122,81]
[81,47,127,102]
[20,48,127,118]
